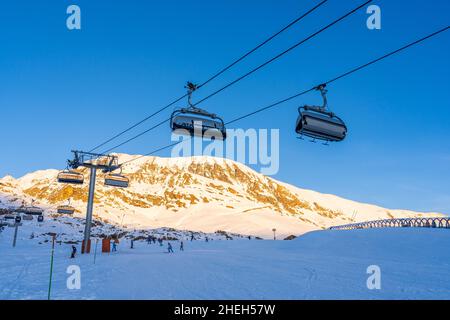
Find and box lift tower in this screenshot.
[66,150,120,254]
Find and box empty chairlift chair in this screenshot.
[57,199,75,215]
[170,82,227,140]
[57,169,84,184]
[18,200,44,216]
[22,207,44,215]
[104,173,129,188]
[22,214,33,221]
[296,84,347,143]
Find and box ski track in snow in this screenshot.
[1,227,450,299]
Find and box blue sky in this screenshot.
[0,0,449,213]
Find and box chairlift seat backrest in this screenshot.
[57,205,75,215]
[171,110,227,140]
[58,170,84,184]
[104,174,129,188]
[296,107,347,142]
[23,214,33,221]
[19,207,44,215]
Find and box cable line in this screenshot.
[88,0,329,153]
[192,0,372,108]
[229,25,450,124]
[89,95,186,153]
[119,26,449,166]
[197,0,329,89]
[101,118,169,154]
[100,0,370,154]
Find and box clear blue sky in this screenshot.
[0,0,449,213]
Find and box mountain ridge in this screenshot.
[0,154,443,238]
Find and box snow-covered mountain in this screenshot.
[0,154,443,238]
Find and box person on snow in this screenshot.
[167,242,174,253]
[112,241,117,252]
[147,235,152,244]
[158,238,163,246]
[70,245,77,259]
[180,241,184,251]
[131,239,134,249]
[190,234,194,241]
[205,237,209,242]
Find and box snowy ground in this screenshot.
[1,226,449,300]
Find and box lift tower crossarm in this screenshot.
[69,150,120,171]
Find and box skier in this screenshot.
[112,240,117,252]
[190,234,194,241]
[158,238,163,246]
[205,236,209,243]
[147,235,151,244]
[167,242,174,253]
[70,245,77,259]
[180,241,184,251]
[131,239,134,249]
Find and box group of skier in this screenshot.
[146,234,184,253]
[69,233,214,258]
[167,241,183,253]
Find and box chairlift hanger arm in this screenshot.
[316,84,328,110]
[185,82,199,108]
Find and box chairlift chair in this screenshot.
[295,84,347,142]
[17,200,44,215]
[57,199,75,215]
[104,166,129,188]
[57,169,84,184]
[20,207,44,215]
[170,82,227,140]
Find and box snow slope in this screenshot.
[1,227,449,300]
[0,154,444,239]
